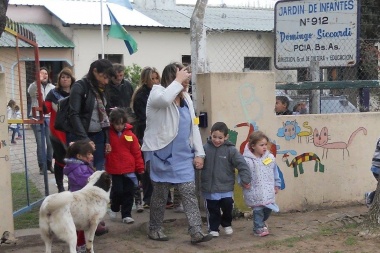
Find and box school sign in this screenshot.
[274,0,359,69]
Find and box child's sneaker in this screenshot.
[16,135,22,140]
[254,228,269,237]
[174,203,184,213]
[209,231,219,237]
[136,204,144,213]
[166,201,174,209]
[365,192,372,208]
[11,140,16,144]
[107,209,118,220]
[224,226,233,235]
[122,217,135,224]
[76,244,86,253]
[95,224,109,236]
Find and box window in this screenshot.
[244,57,270,71]
[182,55,191,65]
[98,54,123,63]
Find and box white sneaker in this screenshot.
[209,231,219,237]
[174,203,184,213]
[107,209,118,220]
[122,217,135,224]
[136,204,144,213]
[224,226,233,235]
[76,244,86,253]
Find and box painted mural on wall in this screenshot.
[297,121,313,143]
[276,120,301,141]
[312,127,367,159]
[282,152,324,177]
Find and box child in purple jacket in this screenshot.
[63,140,107,252]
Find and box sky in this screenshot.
[175,0,278,8]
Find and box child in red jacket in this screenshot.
[106,108,145,224]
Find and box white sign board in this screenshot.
[275,0,359,69]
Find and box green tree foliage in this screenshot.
[360,0,380,40]
[124,63,142,89]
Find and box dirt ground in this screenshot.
[2,204,378,253]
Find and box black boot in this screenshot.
[47,160,54,174]
[54,163,65,192]
[39,163,44,175]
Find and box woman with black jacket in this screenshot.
[68,59,115,171]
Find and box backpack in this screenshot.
[54,96,71,132]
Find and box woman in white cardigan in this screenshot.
[142,62,212,244]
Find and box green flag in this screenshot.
[107,5,138,55]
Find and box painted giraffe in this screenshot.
[297,121,313,143]
[282,152,325,177]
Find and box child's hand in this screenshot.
[89,141,96,150]
[242,183,251,189]
[275,186,280,194]
[105,143,111,154]
[193,156,204,170]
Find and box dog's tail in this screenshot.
[40,191,74,216]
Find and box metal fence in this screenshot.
[204,17,380,114]
[0,18,52,216]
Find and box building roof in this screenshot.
[120,4,274,31]
[0,23,75,48]
[8,0,274,31]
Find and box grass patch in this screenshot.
[344,236,357,246]
[12,172,43,229]
[12,172,43,210]
[14,206,40,230]
[319,226,335,236]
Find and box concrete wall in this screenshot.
[0,73,15,236]
[196,72,373,211]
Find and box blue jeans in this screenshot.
[67,131,105,171]
[31,117,53,166]
[253,207,272,231]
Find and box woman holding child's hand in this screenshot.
[142,62,212,244]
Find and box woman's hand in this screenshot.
[193,156,204,170]
[175,67,191,85]
[242,183,251,189]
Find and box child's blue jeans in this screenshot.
[253,206,272,231]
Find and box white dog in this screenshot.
[39,171,111,253]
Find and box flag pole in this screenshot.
[100,0,105,59]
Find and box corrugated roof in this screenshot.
[9,0,274,31]
[135,5,274,31]
[0,23,74,48]
[0,30,33,47]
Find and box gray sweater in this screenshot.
[201,139,251,194]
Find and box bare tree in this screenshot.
[361,180,380,237]
[0,0,9,38]
[190,0,208,110]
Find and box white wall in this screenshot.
[7,6,52,24]
[72,27,191,77]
